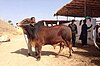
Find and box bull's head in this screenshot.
[16,18,36,34]
[16,18,36,27]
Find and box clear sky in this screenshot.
[0,0,71,25]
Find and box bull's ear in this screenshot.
[30,24,34,27]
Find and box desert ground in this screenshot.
[0,35,100,66]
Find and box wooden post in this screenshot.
[74,17,75,20]
[56,16,59,25]
[84,0,87,18]
[44,22,47,26]
[67,16,68,21]
[56,16,58,20]
[51,23,53,26]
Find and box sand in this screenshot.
[0,35,100,66]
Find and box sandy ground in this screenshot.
[0,35,100,66]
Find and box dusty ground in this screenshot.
[0,35,100,66]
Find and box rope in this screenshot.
[92,29,100,50]
[23,33,28,45]
[21,28,28,45]
[17,23,35,27]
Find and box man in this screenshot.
[68,20,77,47]
[30,17,36,23]
[80,19,92,46]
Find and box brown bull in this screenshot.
[17,18,73,61]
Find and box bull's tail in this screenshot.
[63,40,73,57]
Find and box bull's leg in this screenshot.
[55,42,64,57]
[53,43,60,49]
[35,46,38,57]
[35,44,42,61]
[68,41,72,57]
[65,41,73,57]
[27,40,32,56]
[53,45,56,49]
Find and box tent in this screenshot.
[54,0,100,17]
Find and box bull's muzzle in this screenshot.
[16,23,35,27]
[16,23,22,27]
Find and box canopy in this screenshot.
[38,20,71,24]
[54,0,100,17]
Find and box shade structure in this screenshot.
[54,0,100,17]
[38,20,71,24]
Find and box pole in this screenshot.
[56,16,59,25]
[67,16,68,21]
[84,0,87,18]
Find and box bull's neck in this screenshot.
[25,26,36,39]
[25,22,43,39]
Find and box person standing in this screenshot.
[68,20,78,47]
[80,19,92,46]
[30,17,36,23]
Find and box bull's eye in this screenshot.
[23,20,27,23]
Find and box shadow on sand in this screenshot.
[11,48,57,58]
[11,48,70,58]
[73,43,100,66]
[73,43,100,57]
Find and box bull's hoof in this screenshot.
[72,49,74,52]
[35,52,38,56]
[36,58,41,61]
[55,54,59,58]
[69,54,72,57]
[68,54,72,58]
[36,56,41,61]
[28,53,31,56]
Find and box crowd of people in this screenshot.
[68,19,93,47]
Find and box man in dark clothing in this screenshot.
[68,20,78,47]
[80,19,92,46]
